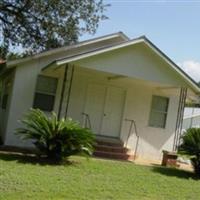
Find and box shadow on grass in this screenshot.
[0,152,78,166]
[151,165,198,180]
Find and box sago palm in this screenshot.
[16,109,94,161]
[178,128,200,176]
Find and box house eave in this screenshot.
[43,37,200,94]
[6,32,129,68]
[2,31,199,94]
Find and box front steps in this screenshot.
[93,137,134,161]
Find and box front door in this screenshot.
[84,84,106,134]
[101,86,125,137]
[84,83,125,137]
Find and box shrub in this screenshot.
[16,109,95,162]
[178,128,200,176]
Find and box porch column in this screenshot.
[173,87,187,151]
[58,64,74,119]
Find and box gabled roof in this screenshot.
[5,32,129,68]
[43,35,200,94]
[1,31,199,93]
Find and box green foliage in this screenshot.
[16,109,95,161]
[6,52,25,60]
[178,128,200,175]
[0,0,109,59]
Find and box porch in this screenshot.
[41,64,185,160]
[2,38,197,161]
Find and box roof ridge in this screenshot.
[5,31,129,67]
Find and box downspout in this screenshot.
[58,64,68,119]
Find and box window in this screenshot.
[149,95,169,128]
[33,75,58,112]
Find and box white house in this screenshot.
[0,32,200,161]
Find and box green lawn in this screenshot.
[0,153,199,200]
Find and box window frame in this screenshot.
[148,95,169,129]
[33,75,58,112]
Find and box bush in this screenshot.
[178,128,200,176]
[16,109,95,162]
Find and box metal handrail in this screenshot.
[82,112,92,129]
[125,118,139,160]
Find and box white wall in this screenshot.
[5,61,39,146]
[74,43,189,88]
[67,67,180,160]
[4,61,66,147]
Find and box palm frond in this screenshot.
[16,108,95,161]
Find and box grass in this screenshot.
[0,153,199,200]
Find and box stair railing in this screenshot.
[82,112,92,129]
[125,118,139,160]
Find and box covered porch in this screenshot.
[41,63,191,160]
[35,39,200,160]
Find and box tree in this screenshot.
[0,0,108,59]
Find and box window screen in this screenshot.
[33,75,58,112]
[149,96,169,128]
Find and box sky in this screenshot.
[80,0,200,82]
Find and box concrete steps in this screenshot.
[94,144,129,154]
[93,151,133,160]
[93,137,133,161]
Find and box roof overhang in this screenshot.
[42,37,200,94]
[4,32,129,68]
